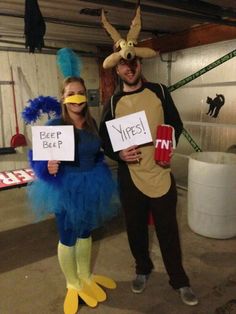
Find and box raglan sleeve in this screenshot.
[162,85,183,145]
[99,102,121,161]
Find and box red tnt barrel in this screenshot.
[154,124,175,163]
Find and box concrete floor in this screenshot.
[0,186,236,314]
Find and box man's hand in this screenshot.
[119,145,141,163]
[48,160,60,175]
[156,148,174,167]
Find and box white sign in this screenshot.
[105,111,152,152]
[32,125,75,161]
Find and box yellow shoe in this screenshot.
[64,287,98,314]
[64,289,78,314]
[92,275,117,289]
[83,279,107,302]
[77,287,98,308]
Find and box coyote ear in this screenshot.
[103,52,122,69]
[101,9,122,44]
[134,47,157,59]
[127,6,141,43]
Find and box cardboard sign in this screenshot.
[105,111,152,152]
[32,125,74,161]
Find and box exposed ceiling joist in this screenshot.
[83,0,236,27]
[0,11,159,35]
[146,0,236,19]
[0,0,236,53]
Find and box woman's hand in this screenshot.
[119,145,141,164]
[48,160,60,175]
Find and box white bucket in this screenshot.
[188,152,236,239]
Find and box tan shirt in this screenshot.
[115,87,171,197]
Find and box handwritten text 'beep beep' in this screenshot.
[40,131,63,149]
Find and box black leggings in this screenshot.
[118,165,190,289]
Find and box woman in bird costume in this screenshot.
[22,48,118,314]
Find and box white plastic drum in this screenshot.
[188,152,236,239]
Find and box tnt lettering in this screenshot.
[155,139,172,149]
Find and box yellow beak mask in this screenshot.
[63,94,87,105]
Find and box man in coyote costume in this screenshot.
[99,3,199,307]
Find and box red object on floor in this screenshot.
[0,168,35,190]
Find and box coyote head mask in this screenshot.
[101,6,157,69]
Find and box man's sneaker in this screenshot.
[178,286,199,306]
[131,274,149,294]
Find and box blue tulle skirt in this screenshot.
[27,162,119,236]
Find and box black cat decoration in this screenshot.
[206,94,225,118]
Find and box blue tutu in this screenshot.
[28,161,118,235]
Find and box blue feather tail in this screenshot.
[21,96,61,124]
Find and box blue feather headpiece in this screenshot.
[21,96,61,124]
[56,48,82,78]
[22,48,82,125]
